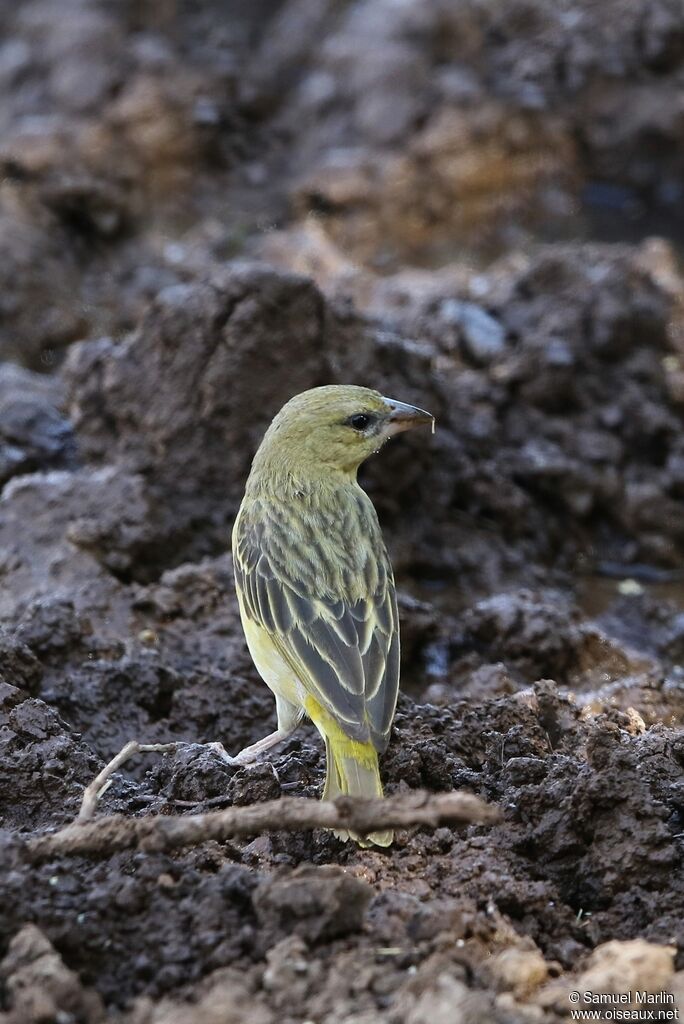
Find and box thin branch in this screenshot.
[77,741,184,822]
[24,790,499,862]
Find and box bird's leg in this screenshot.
[209,728,294,765]
[210,695,303,766]
[78,737,243,823]
[77,740,183,822]
[76,702,303,822]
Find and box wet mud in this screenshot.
[2,1,684,1021]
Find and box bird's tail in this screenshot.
[322,733,393,848]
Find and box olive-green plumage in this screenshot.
[232,385,433,846]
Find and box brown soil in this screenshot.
[2,1,684,1021]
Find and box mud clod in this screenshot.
[254,865,373,947]
[2,0,684,1020]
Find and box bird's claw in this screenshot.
[207,741,242,766]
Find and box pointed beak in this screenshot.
[382,397,435,436]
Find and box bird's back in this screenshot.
[232,478,400,752]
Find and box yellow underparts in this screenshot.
[304,696,377,767]
[305,695,392,848]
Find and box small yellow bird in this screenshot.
[230,385,434,846]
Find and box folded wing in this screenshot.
[233,500,399,752]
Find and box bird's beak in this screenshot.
[382,397,435,436]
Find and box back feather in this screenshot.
[232,484,400,753]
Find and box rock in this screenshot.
[405,973,495,1024]
[262,935,311,997]
[0,467,140,622]
[0,695,100,829]
[488,947,549,998]
[267,0,684,265]
[440,300,506,365]
[0,924,105,1023]
[295,101,577,266]
[0,199,87,369]
[267,237,684,581]
[125,971,274,1024]
[254,865,373,945]
[0,364,74,485]
[14,597,90,655]
[0,633,42,693]
[461,590,584,683]
[63,265,375,568]
[19,1,123,114]
[64,266,330,480]
[576,939,675,1004]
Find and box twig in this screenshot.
[76,738,271,822]
[25,790,499,862]
[77,741,188,822]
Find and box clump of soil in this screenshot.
[2,1,684,1022]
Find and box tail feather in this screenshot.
[324,736,393,848]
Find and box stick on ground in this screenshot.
[78,741,184,822]
[26,790,499,862]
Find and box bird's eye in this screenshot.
[348,413,374,431]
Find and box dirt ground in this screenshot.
[2,1,684,1021]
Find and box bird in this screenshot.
[229,385,434,846]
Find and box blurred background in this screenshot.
[3,0,684,694]
[2,2,684,1019]
[4,0,684,647]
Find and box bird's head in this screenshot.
[251,384,434,480]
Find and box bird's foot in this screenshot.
[77,730,296,823]
[77,739,242,823]
[206,741,243,766]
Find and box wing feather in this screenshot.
[233,491,399,750]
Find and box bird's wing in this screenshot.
[233,502,399,752]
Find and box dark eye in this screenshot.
[348,413,374,431]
